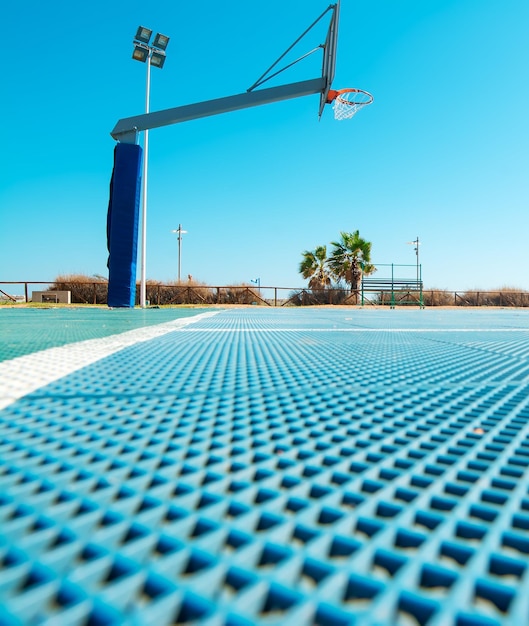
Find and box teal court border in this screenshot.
[2,308,529,625]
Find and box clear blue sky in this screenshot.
[2,0,528,293]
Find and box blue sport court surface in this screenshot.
[2,307,529,625]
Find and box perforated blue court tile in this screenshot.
[2,308,529,625]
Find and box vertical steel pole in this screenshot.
[391,263,395,309]
[140,55,151,308]
[415,236,420,286]
[178,224,182,283]
[419,262,423,307]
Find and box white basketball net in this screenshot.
[333,90,373,121]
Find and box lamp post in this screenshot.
[407,237,420,285]
[171,225,188,283]
[251,278,261,289]
[132,26,170,308]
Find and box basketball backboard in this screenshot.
[319,0,340,117]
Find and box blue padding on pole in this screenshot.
[107,143,142,308]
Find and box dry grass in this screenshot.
[147,281,261,305]
[45,276,529,307]
[422,289,455,306]
[49,274,108,304]
[456,286,529,307]
[146,279,214,305]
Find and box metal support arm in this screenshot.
[111,77,326,144]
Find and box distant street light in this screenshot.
[132,26,170,308]
[251,278,261,289]
[406,236,421,284]
[172,225,188,282]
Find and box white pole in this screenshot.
[415,236,420,284]
[172,226,188,283]
[178,224,182,283]
[140,55,151,308]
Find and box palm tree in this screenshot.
[328,230,375,293]
[299,245,332,290]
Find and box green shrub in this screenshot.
[285,288,352,306]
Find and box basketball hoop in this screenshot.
[327,88,374,121]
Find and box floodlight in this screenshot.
[132,44,149,63]
[135,26,152,44]
[153,33,170,50]
[151,50,166,68]
[130,25,170,308]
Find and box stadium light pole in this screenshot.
[171,225,188,283]
[132,27,170,307]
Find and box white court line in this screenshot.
[0,311,220,411]
[182,328,529,333]
[2,318,526,411]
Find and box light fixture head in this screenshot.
[134,26,152,44]
[152,33,169,50]
[151,50,166,68]
[153,33,170,50]
[132,44,149,63]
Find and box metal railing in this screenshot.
[1,281,529,307]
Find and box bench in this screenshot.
[361,278,423,308]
